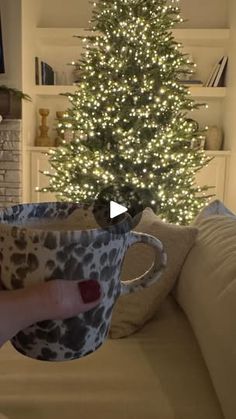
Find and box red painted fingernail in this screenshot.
[78,280,101,304]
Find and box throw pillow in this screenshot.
[193,199,235,224]
[109,208,198,339]
[175,214,236,419]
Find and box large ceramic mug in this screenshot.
[0,202,167,362]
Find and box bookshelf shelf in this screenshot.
[189,87,226,98]
[34,85,226,99]
[26,146,231,157]
[204,150,231,156]
[34,85,78,96]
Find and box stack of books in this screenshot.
[205,56,228,87]
[35,57,55,85]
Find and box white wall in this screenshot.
[0,0,22,89]
[39,0,92,27]
[223,0,236,212]
[180,0,228,28]
[37,0,228,28]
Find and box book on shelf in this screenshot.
[41,62,54,85]
[205,62,220,87]
[205,56,228,87]
[213,56,228,87]
[35,57,55,85]
[35,57,41,85]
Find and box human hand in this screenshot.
[0,279,102,348]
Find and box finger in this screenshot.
[38,279,103,320]
[0,279,102,347]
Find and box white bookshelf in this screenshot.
[31,27,230,101]
[33,85,78,96]
[26,147,231,156]
[205,150,231,156]
[33,85,226,98]
[27,147,231,204]
[21,0,230,203]
[189,87,226,98]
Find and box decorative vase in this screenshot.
[35,108,55,147]
[205,126,223,151]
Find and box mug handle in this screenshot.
[121,232,167,296]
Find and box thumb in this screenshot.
[0,279,102,347]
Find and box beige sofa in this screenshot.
[1,204,235,419]
[0,295,223,419]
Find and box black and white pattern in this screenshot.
[0,202,166,362]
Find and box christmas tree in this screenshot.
[43,0,211,225]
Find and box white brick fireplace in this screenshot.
[0,119,22,208]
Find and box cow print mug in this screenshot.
[0,202,167,362]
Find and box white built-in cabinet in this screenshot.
[21,0,231,204]
[28,148,230,204]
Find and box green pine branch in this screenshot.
[0,85,31,101]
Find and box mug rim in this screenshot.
[0,201,133,235]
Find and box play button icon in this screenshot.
[110,201,128,219]
[92,183,157,232]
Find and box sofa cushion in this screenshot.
[0,296,223,419]
[109,208,197,338]
[175,213,236,419]
[194,199,235,224]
